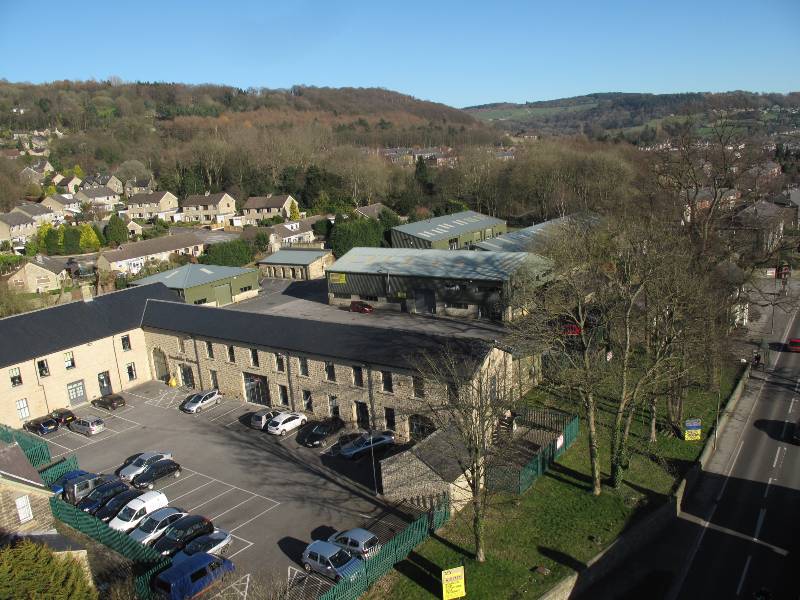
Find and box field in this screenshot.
[468,102,597,122]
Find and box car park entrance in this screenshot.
[243,372,270,405]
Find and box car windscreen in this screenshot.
[364,536,379,549]
[117,506,138,521]
[138,516,159,533]
[312,425,328,434]
[268,420,279,427]
[329,549,352,568]
[164,525,186,541]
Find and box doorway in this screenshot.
[66,380,86,406]
[243,372,270,405]
[179,364,195,389]
[97,371,112,396]
[152,348,169,382]
[413,289,436,314]
[355,401,370,430]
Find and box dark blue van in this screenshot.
[152,553,234,599]
[50,470,90,497]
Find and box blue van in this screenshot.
[152,553,234,599]
[50,470,90,496]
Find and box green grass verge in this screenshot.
[367,365,740,599]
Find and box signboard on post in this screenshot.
[442,566,466,600]
[684,418,701,441]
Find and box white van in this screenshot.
[109,491,169,532]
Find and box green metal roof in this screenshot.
[391,210,505,242]
[130,264,257,290]
[328,247,548,282]
[257,249,330,266]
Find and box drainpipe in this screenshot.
[192,338,205,389]
[365,365,377,431]
[286,354,297,411]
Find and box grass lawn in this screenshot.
[366,364,740,600]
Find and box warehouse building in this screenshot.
[474,216,570,252]
[326,247,550,321]
[130,263,259,306]
[390,210,506,249]
[258,249,334,280]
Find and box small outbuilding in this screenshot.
[257,249,334,280]
[130,263,259,306]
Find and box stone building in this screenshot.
[0,442,54,534]
[179,193,237,226]
[125,191,178,221]
[257,249,334,280]
[6,256,69,294]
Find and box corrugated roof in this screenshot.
[131,264,257,290]
[328,247,543,282]
[258,250,330,266]
[391,210,504,242]
[474,214,599,253]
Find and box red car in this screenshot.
[349,301,374,314]
[788,339,800,352]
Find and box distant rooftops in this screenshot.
[99,232,204,263]
[127,191,173,207]
[79,186,117,198]
[392,210,504,242]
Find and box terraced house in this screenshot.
[125,191,179,221]
[179,192,237,225]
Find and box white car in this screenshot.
[118,452,173,482]
[109,491,168,532]
[129,507,187,545]
[181,389,221,413]
[267,412,307,436]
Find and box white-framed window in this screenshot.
[15,398,29,420]
[64,351,75,369]
[121,334,132,351]
[126,363,137,381]
[9,367,22,387]
[15,495,33,524]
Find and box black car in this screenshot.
[153,515,214,556]
[23,416,59,436]
[297,417,345,448]
[76,479,129,515]
[94,489,144,522]
[50,408,76,426]
[132,459,182,490]
[93,394,126,410]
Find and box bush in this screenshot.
[0,539,98,599]
[199,240,254,266]
[330,218,384,257]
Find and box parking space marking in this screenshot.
[228,504,280,533]
[227,534,255,560]
[52,430,123,459]
[210,497,256,521]
[158,475,203,497]
[43,436,75,452]
[208,406,243,422]
[84,407,143,427]
[188,487,235,511]
[181,469,279,504]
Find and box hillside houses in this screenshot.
[81,174,123,195]
[96,232,207,274]
[126,191,179,221]
[178,192,237,225]
[242,194,300,224]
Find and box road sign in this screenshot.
[684,418,701,441]
[685,418,701,429]
[442,566,466,600]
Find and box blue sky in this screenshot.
[1,0,798,107]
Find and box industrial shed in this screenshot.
[257,249,334,280]
[390,210,506,249]
[130,263,259,306]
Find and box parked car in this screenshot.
[23,416,59,436]
[297,417,345,448]
[249,409,285,430]
[267,412,307,436]
[132,459,182,490]
[789,338,800,353]
[109,491,169,532]
[62,472,112,505]
[130,508,188,546]
[173,529,232,563]
[69,415,105,437]
[338,431,396,460]
[49,408,76,426]
[95,489,144,523]
[302,540,364,582]
[93,394,126,410]
[180,390,221,414]
[152,552,234,599]
[50,469,91,496]
[119,452,173,482]
[76,479,129,514]
[327,528,381,559]
[349,300,374,314]
[153,515,214,557]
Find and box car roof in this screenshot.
[127,491,166,506]
[173,514,207,527]
[150,458,176,467]
[156,553,231,582]
[147,506,182,520]
[137,451,167,460]
[308,540,345,557]
[83,414,104,421]
[68,472,101,484]
[339,528,378,542]
[275,412,300,421]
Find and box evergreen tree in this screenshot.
[44,227,62,255]
[104,214,128,246]
[92,224,106,246]
[0,540,97,600]
[199,240,254,266]
[289,198,301,221]
[79,223,101,252]
[63,226,81,254]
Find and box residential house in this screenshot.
[41,194,81,219]
[124,177,155,197]
[0,442,54,535]
[0,149,21,160]
[354,203,389,220]
[81,174,123,195]
[723,201,786,255]
[74,186,121,213]
[18,159,53,185]
[53,174,81,194]
[767,193,799,229]
[390,210,507,249]
[6,256,69,294]
[179,192,237,226]
[378,147,414,166]
[12,202,55,226]
[130,263,259,306]
[258,249,334,280]
[126,191,179,221]
[96,232,206,274]
[0,213,36,245]
[242,194,299,224]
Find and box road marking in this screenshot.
[181,468,279,503]
[209,497,256,521]
[716,438,745,502]
[44,436,75,452]
[209,406,242,422]
[154,472,196,492]
[790,398,796,414]
[169,479,214,501]
[753,508,766,541]
[773,447,781,468]
[188,487,235,511]
[781,420,789,439]
[228,503,280,533]
[736,555,752,596]
[226,534,255,559]
[764,477,772,498]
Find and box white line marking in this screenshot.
[716,439,745,502]
[45,436,75,452]
[753,508,766,541]
[736,555,752,596]
[181,469,279,503]
[226,539,254,559]
[209,406,241,422]
[169,479,214,501]
[773,447,781,468]
[790,398,796,414]
[224,419,243,427]
[228,503,280,533]
[154,472,196,492]
[209,497,256,521]
[764,477,772,498]
[781,420,789,439]
[188,487,235,511]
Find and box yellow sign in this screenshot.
[684,429,701,441]
[329,273,346,284]
[442,566,466,600]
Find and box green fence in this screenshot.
[134,558,172,600]
[0,423,52,467]
[487,412,580,495]
[320,501,451,600]
[39,455,80,487]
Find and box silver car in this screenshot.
[69,415,105,437]
[328,528,381,559]
[181,389,221,413]
[129,507,187,545]
[338,431,395,460]
[118,452,173,482]
[172,528,232,563]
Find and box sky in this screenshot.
[1,0,798,108]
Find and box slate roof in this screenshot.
[182,192,233,207]
[78,186,118,199]
[44,194,76,207]
[0,284,177,369]
[328,247,544,282]
[409,428,470,483]
[99,232,204,264]
[131,264,257,290]
[0,441,44,486]
[14,202,53,217]
[142,300,492,375]
[355,203,388,220]
[258,249,331,266]
[127,191,173,207]
[29,255,67,274]
[244,195,293,210]
[0,212,34,227]
[392,211,505,242]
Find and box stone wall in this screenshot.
[0,480,54,534]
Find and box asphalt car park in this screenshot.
[41,381,393,594]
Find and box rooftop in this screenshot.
[328,247,545,282]
[244,195,293,210]
[131,264,257,290]
[14,202,53,217]
[127,191,173,207]
[475,213,600,253]
[392,210,505,242]
[30,255,68,274]
[99,232,204,263]
[78,186,117,199]
[0,212,34,227]
[355,203,389,220]
[182,192,233,207]
[258,249,331,266]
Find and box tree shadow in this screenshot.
[277,536,308,566]
[543,461,595,493]
[310,525,338,541]
[538,545,585,572]
[393,550,443,597]
[753,418,796,443]
[429,532,475,560]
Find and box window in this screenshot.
[190,568,206,583]
[227,345,236,363]
[9,367,22,387]
[333,293,351,299]
[299,357,309,377]
[15,398,29,420]
[177,337,185,353]
[413,377,425,398]
[325,362,336,382]
[240,285,252,293]
[193,298,207,305]
[126,363,137,381]
[209,370,219,389]
[360,295,378,301]
[279,385,289,406]
[448,382,458,402]
[381,371,393,393]
[328,395,339,417]
[448,237,459,250]
[303,390,313,411]
[121,334,132,351]
[15,496,32,524]
[352,366,364,388]
[445,302,469,310]
[384,407,396,431]
[250,348,260,368]
[206,341,214,359]
[37,360,49,378]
